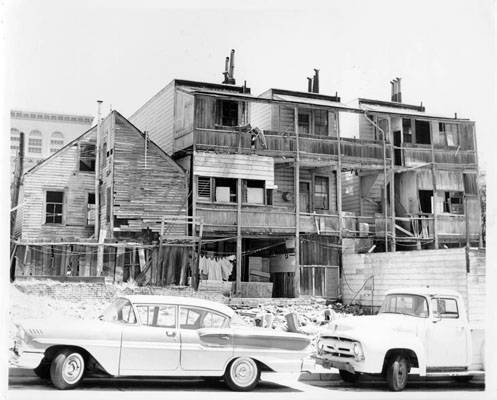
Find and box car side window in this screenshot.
[432,298,459,319]
[120,302,137,324]
[135,305,155,326]
[201,312,227,328]
[179,307,227,329]
[156,305,176,328]
[135,304,176,328]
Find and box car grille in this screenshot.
[319,336,355,358]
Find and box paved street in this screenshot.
[6,368,486,400]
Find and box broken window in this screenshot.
[298,111,311,134]
[45,191,64,224]
[87,192,96,225]
[215,100,239,127]
[415,120,431,145]
[314,176,329,210]
[243,180,265,204]
[418,190,433,213]
[214,178,237,203]
[197,176,212,201]
[402,119,412,144]
[443,191,463,214]
[79,143,96,172]
[439,122,458,147]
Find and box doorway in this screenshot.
[418,190,434,213]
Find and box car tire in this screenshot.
[386,354,409,391]
[33,359,51,380]
[339,369,357,383]
[50,349,85,390]
[224,357,260,391]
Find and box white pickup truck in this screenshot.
[315,287,484,391]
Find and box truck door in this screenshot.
[426,297,468,368]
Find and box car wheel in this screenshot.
[224,357,260,391]
[50,350,85,390]
[33,360,51,380]
[339,369,357,383]
[386,354,409,391]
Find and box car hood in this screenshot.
[15,318,123,342]
[320,314,423,341]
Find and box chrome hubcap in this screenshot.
[62,353,84,384]
[231,358,257,387]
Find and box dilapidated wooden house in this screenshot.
[13,111,190,281]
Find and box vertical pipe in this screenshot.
[294,106,300,298]
[229,49,235,82]
[95,101,102,238]
[430,123,439,249]
[336,113,342,242]
[382,118,388,251]
[236,178,242,296]
[389,117,396,251]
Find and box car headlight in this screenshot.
[353,342,364,361]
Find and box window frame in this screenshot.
[43,189,66,225]
[79,142,96,172]
[28,130,43,154]
[134,303,178,328]
[298,110,312,135]
[86,192,96,226]
[214,177,237,203]
[313,175,330,211]
[197,176,212,201]
[178,306,229,330]
[441,191,464,215]
[431,297,459,319]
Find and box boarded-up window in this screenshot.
[463,173,478,195]
[197,177,211,201]
[45,191,64,224]
[87,193,96,225]
[79,143,96,172]
[314,176,329,210]
[214,178,237,203]
[243,180,265,204]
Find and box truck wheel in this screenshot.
[339,369,357,383]
[386,354,409,391]
[50,350,85,390]
[224,357,260,391]
[33,359,51,380]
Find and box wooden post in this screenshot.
[10,131,24,234]
[430,125,439,249]
[294,107,300,298]
[336,114,342,242]
[236,178,242,295]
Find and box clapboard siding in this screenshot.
[20,130,97,241]
[278,106,295,133]
[129,81,175,154]
[342,171,360,213]
[250,102,271,130]
[273,164,294,209]
[361,173,383,216]
[342,248,485,324]
[193,152,275,186]
[359,114,375,141]
[111,112,187,235]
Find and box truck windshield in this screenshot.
[379,294,428,318]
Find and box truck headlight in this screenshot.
[353,342,364,361]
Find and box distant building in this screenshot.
[10,109,94,173]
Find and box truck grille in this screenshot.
[319,336,355,358]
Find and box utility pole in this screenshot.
[11,132,25,234]
[96,101,104,276]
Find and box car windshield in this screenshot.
[101,298,137,324]
[379,294,428,318]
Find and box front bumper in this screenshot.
[313,354,356,374]
[11,341,45,369]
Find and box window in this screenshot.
[415,120,431,144]
[443,191,463,214]
[215,178,237,203]
[156,305,176,328]
[379,294,428,318]
[179,307,228,330]
[418,190,433,213]
[79,143,96,172]
[28,130,42,154]
[314,176,329,210]
[135,304,176,327]
[439,123,459,147]
[45,191,64,224]
[50,131,64,153]
[102,298,136,324]
[215,100,239,126]
[314,110,328,136]
[298,112,311,134]
[197,177,212,201]
[432,298,459,319]
[87,193,96,225]
[402,119,412,144]
[243,180,265,204]
[106,187,111,223]
[11,128,20,153]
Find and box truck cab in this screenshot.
[315,287,484,391]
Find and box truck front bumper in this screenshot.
[313,354,356,374]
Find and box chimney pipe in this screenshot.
[391,81,396,102]
[228,49,235,84]
[396,77,402,103]
[312,69,320,93]
[307,77,313,92]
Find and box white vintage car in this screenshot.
[12,295,312,391]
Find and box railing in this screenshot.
[194,129,388,164]
[400,145,477,167]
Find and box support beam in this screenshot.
[389,117,396,251]
[236,178,242,296]
[294,107,300,298]
[336,114,342,243]
[430,128,439,249]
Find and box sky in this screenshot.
[3,0,495,171]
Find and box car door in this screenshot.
[426,297,468,368]
[119,303,180,375]
[179,306,233,371]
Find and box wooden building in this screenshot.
[12,111,191,283]
[130,73,482,299]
